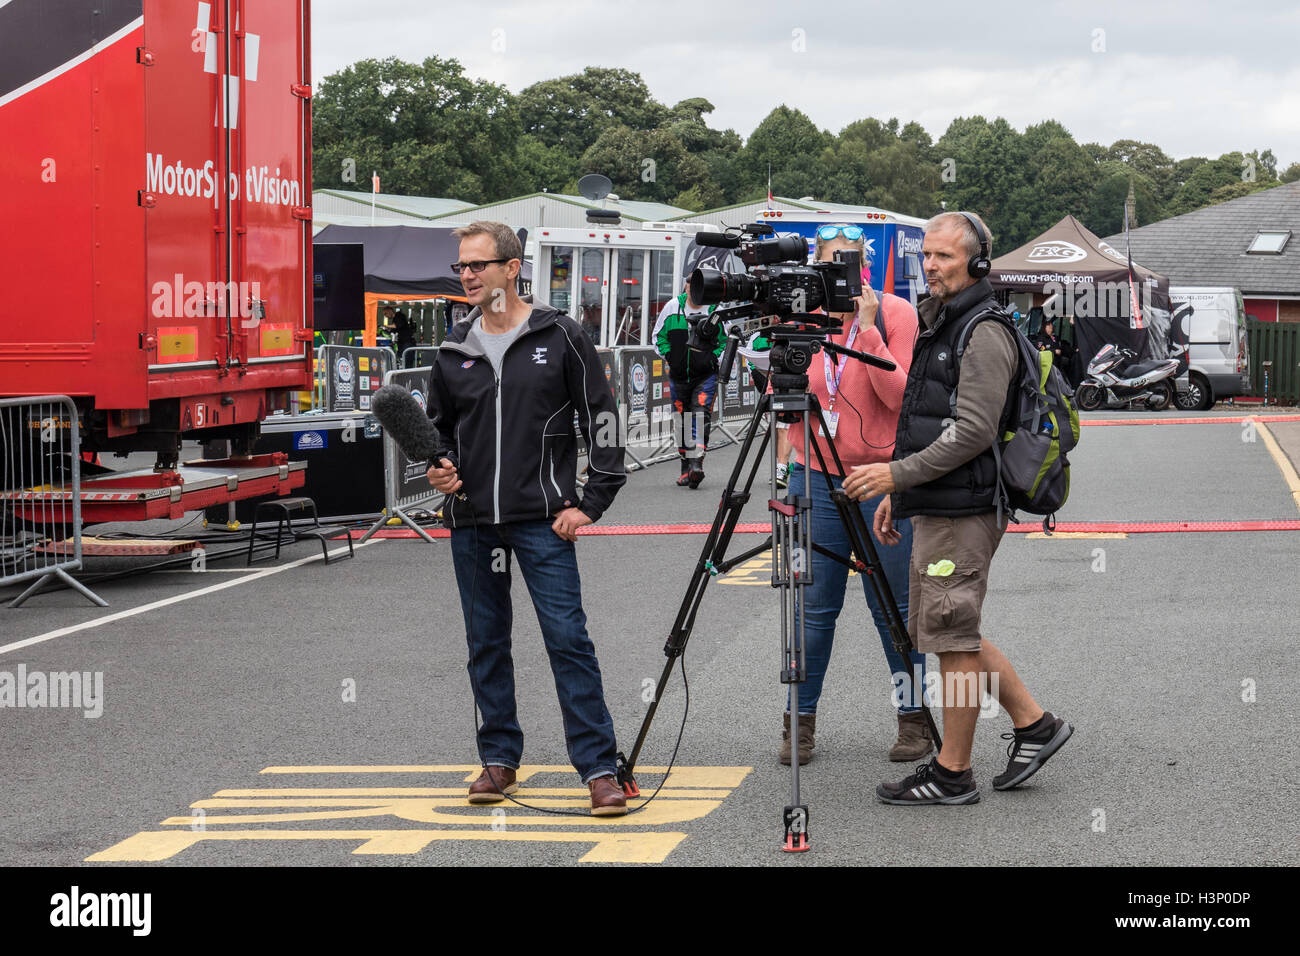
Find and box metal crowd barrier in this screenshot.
[400,346,439,370]
[359,368,442,545]
[0,396,107,608]
[604,347,762,472]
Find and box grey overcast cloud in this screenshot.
[311,0,1300,166]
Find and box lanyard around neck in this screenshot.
[823,313,861,402]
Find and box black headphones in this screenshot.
[958,212,991,279]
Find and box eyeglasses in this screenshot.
[449,258,509,275]
[817,225,864,242]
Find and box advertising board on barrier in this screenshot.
[321,345,395,413]
[617,347,674,444]
[719,358,760,421]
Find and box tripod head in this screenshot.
[716,311,899,403]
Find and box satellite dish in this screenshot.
[578,173,613,202]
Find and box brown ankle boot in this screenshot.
[780,712,816,766]
[889,711,935,761]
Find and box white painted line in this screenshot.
[0,541,379,658]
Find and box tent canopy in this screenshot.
[314,224,531,296]
[314,224,531,344]
[988,214,1173,364]
[989,214,1165,292]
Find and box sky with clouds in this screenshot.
[311,0,1300,168]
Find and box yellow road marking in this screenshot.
[87,829,687,865]
[89,765,751,864]
[1255,420,1300,514]
[213,787,734,798]
[161,796,723,827]
[1023,532,1129,539]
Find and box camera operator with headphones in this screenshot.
[778,223,931,766]
[844,212,1074,805]
[653,285,725,488]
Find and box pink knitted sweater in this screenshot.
[786,293,918,473]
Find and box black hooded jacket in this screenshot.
[427,306,626,528]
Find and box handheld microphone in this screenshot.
[371,384,442,462]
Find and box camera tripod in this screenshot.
[614,326,942,852]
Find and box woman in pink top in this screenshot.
[780,224,931,767]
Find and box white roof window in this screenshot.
[1247,230,1291,254]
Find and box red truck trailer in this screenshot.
[0,0,313,465]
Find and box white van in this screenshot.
[1168,287,1251,410]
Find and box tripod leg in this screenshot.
[802,395,942,751]
[830,486,942,750]
[616,395,774,795]
[775,401,812,852]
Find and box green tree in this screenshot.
[1170,152,1253,214]
[1105,139,1175,205]
[515,134,579,194]
[579,126,711,205]
[517,68,668,154]
[935,116,1029,248]
[312,56,519,202]
[1083,164,1161,236]
[1281,163,1300,184]
[738,106,832,197]
[1014,132,1100,239]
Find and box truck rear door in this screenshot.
[229,0,311,369]
[143,0,308,377]
[142,0,228,373]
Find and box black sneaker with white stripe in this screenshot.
[992,712,1074,791]
[876,759,980,805]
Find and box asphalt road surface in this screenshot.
[2,409,1298,866]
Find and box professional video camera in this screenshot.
[687,224,863,383]
[689,223,863,321]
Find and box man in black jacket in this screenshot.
[427,221,629,816]
[844,212,1072,806]
[382,305,416,358]
[1034,318,1064,370]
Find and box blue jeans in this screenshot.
[669,373,718,458]
[786,463,926,715]
[449,519,618,782]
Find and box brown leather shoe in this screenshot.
[467,766,518,804]
[780,712,815,766]
[588,775,628,816]
[888,711,935,762]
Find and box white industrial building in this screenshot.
[674,196,928,229]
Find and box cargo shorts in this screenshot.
[906,510,1007,653]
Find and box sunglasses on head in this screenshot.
[449,258,509,275]
[817,225,864,242]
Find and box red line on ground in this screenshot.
[1083,414,1300,427]
[347,519,1300,539]
[1009,520,1300,533]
